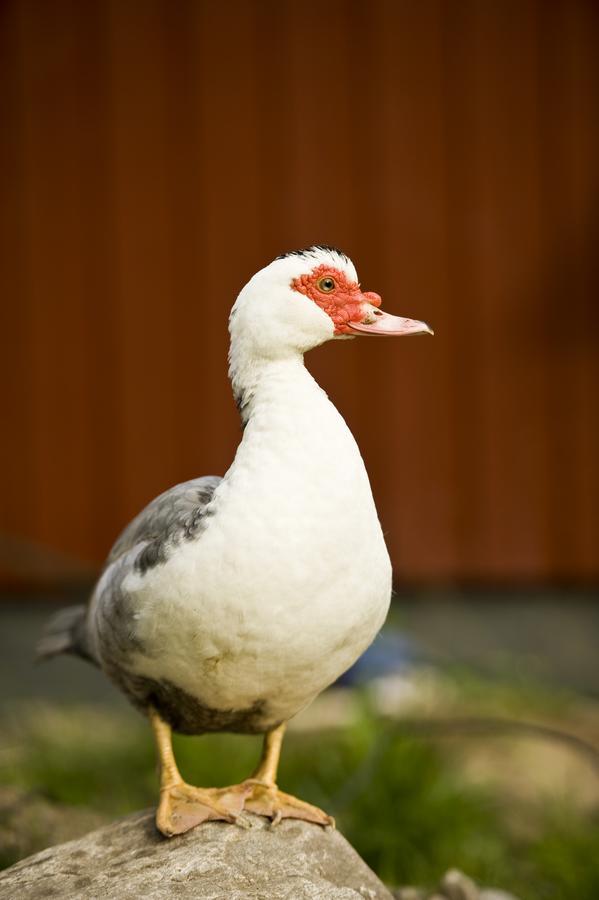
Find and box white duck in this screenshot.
[39,245,432,836]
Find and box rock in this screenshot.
[0,786,108,868]
[0,808,393,900]
[439,869,480,900]
[479,892,521,900]
[393,873,521,900]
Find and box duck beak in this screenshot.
[348,309,434,337]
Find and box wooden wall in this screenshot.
[1,0,598,586]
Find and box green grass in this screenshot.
[2,694,599,898]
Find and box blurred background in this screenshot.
[1,1,598,897]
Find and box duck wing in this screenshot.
[37,476,222,663]
[106,475,222,572]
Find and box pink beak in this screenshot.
[348,309,434,337]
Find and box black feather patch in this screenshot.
[275,245,349,263]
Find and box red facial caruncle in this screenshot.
[291,264,381,335]
[292,263,434,339]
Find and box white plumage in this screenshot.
[119,349,392,722]
[90,247,392,725]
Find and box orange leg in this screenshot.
[149,707,249,836]
[149,709,333,836]
[244,722,334,827]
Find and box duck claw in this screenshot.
[241,779,334,828]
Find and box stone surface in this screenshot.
[0,786,108,868]
[440,869,479,900]
[0,808,393,900]
[392,874,520,900]
[479,892,520,900]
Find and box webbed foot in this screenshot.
[156,780,251,836]
[242,778,334,827]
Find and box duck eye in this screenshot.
[317,276,336,293]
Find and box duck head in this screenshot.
[230,246,432,360]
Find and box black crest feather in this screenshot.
[275,245,349,263]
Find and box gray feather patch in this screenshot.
[36,604,96,664]
[106,476,222,575]
[39,475,227,732]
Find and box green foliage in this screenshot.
[522,807,599,900]
[1,701,598,899]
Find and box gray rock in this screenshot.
[393,873,520,900]
[0,785,108,867]
[0,808,393,900]
[479,892,521,900]
[439,869,480,900]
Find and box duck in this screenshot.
[39,245,432,836]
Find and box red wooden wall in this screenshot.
[1,0,598,586]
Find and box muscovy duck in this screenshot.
[39,245,432,836]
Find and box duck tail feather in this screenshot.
[36,604,96,665]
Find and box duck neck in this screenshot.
[229,341,310,428]
[223,336,378,538]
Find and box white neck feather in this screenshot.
[224,339,375,525]
[228,336,306,427]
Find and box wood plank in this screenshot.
[559,0,599,578]
[106,0,180,526]
[0,0,36,555]
[11,0,113,565]
[369,0,459,580]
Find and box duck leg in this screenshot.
[149,706,249,836]
[243,722,334,827]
